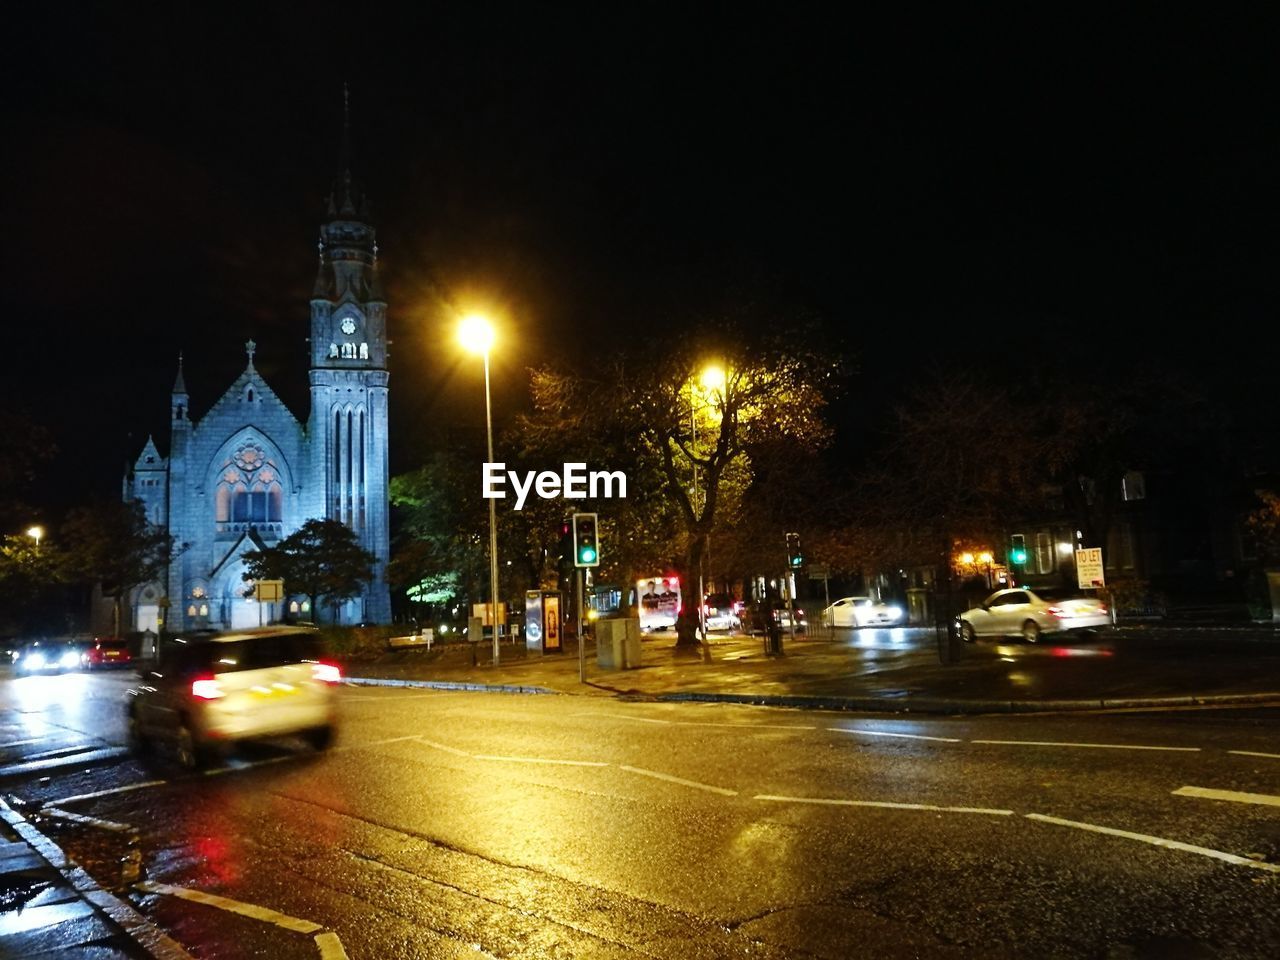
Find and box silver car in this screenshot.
[821,596,905,628]
[126,627,340,769]
[958,588,1110,643]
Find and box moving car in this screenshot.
[957,588,1110,643]
[702,593,741,632]
[13,640,86,675]
[746,603,807,635]
[84,636,132,669]
[821,596,905,628]
[126,626,340,769]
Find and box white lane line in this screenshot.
[1173,785,1280,808]
[472,754,609,767]
[330,734,425,753]
[756,794,1013,816]
[415,737,473,758]
[48,780,168,806]
[972,739,1200,752]
[137,880,324,933]
[315,930,350,959]
[573,712,671,724]
[1230,750,1280,760]
[204,756,293,776]
[619,765,738,796]
[675,721,817,731]
[1025,813,1280,873]
[830,727,961,743]
[43,807,135,833]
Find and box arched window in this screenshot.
[215,445,286,529]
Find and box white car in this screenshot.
[127,627,340,769]
[821,596,904,628]
[958,588,1110,643]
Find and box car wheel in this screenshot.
[175,719,214,771]
[960,622,976,644]
[305,725,335,751]
[1022,620,1041,643]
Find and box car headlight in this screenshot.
[887,606,903,620]
[25,652,46,670]
[60,651,81,668]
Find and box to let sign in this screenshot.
[1075,548,1105,589]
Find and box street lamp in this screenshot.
[26,525,43,553]
[458,314,502,666]
[689,364,726,644]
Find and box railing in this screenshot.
[215,521,283,538]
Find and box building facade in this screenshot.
[125,168,392,631]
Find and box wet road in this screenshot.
[1,669,1278,958]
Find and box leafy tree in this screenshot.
[520,327,840,647]
[242,518,375,623]
[1246,490,1280,564]
[60,499,175,636]
[0,412,55,533]
[0,532,66,635]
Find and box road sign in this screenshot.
[1075,548,1105,589]
[256,579,284,602]
[807,563,829,579]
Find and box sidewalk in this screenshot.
[0,798,191,959]
[340,627,1280,714]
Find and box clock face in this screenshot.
[340,318,357,335]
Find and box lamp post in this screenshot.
[459,315,501,666]
[689,365,726,644]
[26,525,43,554]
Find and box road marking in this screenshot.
[42,806,135,833]
[1173,785,1280,808]
[829,727,961,743]
[48,780,168,806]
[137,880,324,933]
[342,693,446,702]
[619,765,738,796]
[972,739,1200,752]
[756,794,1013,816]
[315,930,350,959]
[573,712,671,724]
[1025,813,1280,873]
[204,756,294,776]
[415,737,473,758]
[1230,750,1280,760]
[675,721,817,731]
[330,734,425,752]
[473,754,609,767]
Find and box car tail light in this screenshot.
[1097,602,1108,613]
[1046,605,1065,617]
[312,662,341,684]
[191,677,224,700]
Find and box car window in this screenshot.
[1005,591,1030,604]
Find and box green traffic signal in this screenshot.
[572,513,600,568]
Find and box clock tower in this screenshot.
[306,90,392,623]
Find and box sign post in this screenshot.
[1075,548,1105,590]
[256,579,284,626]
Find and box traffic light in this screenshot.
[785,532,803,569]
[572,513,600,568]
[1010,534,1028,566]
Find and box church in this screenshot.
[125,148,392,631]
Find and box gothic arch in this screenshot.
[205,430,296,538]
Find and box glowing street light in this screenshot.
[458,314,502,665]
[26,525,43,553]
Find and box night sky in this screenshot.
[5,6,1280,515]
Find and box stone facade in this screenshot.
[126,173,392,630]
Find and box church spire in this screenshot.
[338,83,357,216]
[172,352,187,395]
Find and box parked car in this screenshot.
[702,593,742,632]
[13,639,87,675]
[126,626,340,769]
[84,636,132,669]
[821,596,905,628]
[957,588,1110,643]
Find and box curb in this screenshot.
[342,677,559,696]
[344,676,1280,714]
[0,797,193,960]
